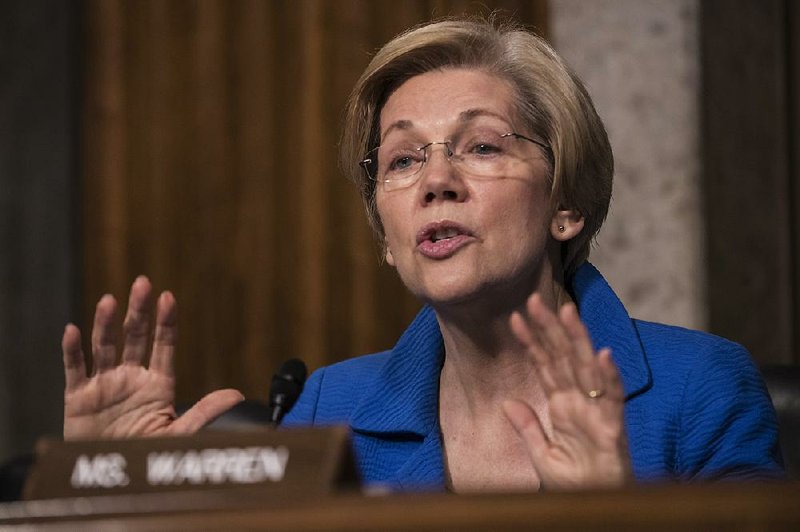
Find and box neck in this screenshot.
[434,261,573,414]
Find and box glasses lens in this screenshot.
[374,142,425,187]
[452,128,518,178]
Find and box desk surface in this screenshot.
[2,481,799,531]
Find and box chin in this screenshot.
[406,274,500,310]
[408,268,544,316]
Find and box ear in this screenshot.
[550,208,584,241]
[385,244,395,266]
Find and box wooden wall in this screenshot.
[701,0,800,364]
[81,0,547,403]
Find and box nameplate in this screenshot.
[23,426,358,500]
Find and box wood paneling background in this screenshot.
[81,0,547,403]
[701,0,800,364]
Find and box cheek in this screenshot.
[483,180,549,225]
[486,185,553,254]
[376,193,402,242]
[375,194,389,235]
[375,195,398,258]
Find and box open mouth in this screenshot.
[416,221,475,259]
[417,221,473,244]
[429,227,461,243]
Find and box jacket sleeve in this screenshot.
[281,367,326,427]
[676,342,784,481]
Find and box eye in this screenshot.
[458,128,507,157]
[391,156,414,170]
[385,150,424,173]
[471,142,502,156]
[462,137,505,158]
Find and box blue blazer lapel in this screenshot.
[350,306,444,435]
[392,427,445,491]
[349,306,446,490]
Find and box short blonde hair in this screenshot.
[340,16,613,276]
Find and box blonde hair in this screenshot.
[340,16,613,276]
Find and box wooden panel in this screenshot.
[791,1,800,364]
[83,0,128,299]
[81,1,548,403]
[700,0,795,364]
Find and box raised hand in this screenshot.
[503,293,632,490]
[63,276,244,440]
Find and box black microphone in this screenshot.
[268,358,307,426]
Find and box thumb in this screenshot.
[169,388,245,434]
[503,398,549,459]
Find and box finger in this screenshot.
[91,294,118,373]
[526,295,577,387]
[560,303,595,364]
[169,389,245,434]
[503,399,549,466]
[597,349,625,402]
[511,299,555,369]
[560,305,604,395]
[149,291,177,376]
[121,276,153,366]
[62,324,87,393]
[510,310,559,393]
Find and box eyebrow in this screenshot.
[380,108,511,141]
[457,108,508,123]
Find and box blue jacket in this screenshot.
[284,263,783,491]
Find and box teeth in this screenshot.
[431,227,459,243]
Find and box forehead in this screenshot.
[379,69,518,135]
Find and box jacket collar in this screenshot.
[350,305,444,436]
[350,262,652,436]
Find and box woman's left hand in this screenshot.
[503,293,632,490]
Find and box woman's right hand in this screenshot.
[62,276,244,440]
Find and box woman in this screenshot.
[62,17,782,492]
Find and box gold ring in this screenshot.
[587,389,605,399]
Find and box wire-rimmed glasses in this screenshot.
[360,126,551,191]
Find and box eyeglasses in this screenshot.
[360,127,551,191]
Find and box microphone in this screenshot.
[268,358,307,426]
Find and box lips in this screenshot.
[416,221,475,259]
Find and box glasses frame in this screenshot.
[359,132,552,185]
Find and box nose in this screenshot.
[418,143,468,205]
